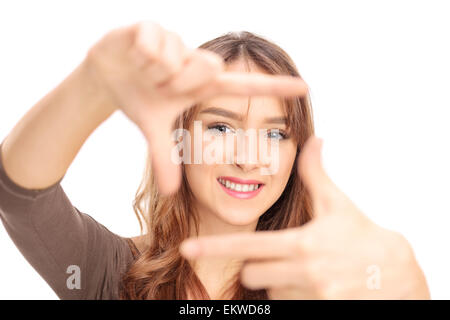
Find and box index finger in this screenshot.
[195,72,309,100]
[179,230,301,260]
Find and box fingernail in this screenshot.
[180,240,200,257]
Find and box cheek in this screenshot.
[184,163,216,196]
[272,144,297,187]
[185,164,204,189]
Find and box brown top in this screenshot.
[0,142,140,299]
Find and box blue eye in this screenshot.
[266,130,287,140]
[207,124,234,135]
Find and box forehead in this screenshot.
[193,57,289,125]
[199,57,285,120]
[197,95,285,122]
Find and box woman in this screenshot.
[0,21,430,299]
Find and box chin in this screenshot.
[215,207,262,227]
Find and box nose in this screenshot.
[235,161,260,173]
[233,134,268,173]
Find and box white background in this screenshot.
[0,0,449,299]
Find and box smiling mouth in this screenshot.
[217,178,262,192]
[216,176,264,199]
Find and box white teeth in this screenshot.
[218,179,261,192]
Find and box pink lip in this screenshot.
[217,176,264,200]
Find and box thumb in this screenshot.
[141,118,182,195]
[297,136,337,215]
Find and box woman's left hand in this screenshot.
[180,136,430,299]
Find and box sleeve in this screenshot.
[0,142,135,299]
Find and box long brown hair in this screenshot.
[120,31,315,299]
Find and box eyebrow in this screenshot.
[199,106,287,125]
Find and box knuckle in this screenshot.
[160,60,180,78]
[134,39,158,62]
[134,22,164,60]
[158,34,185,78]
[287,231,314,256]
[137,20,163,34]
[168,31,183,46]
[160,79,183,94]
[287,233,304,255]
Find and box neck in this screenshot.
[192,206,258,238]
[186,204,258,299]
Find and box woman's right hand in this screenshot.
[85,21,308,194]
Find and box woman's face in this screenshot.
[184,61,298,227]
